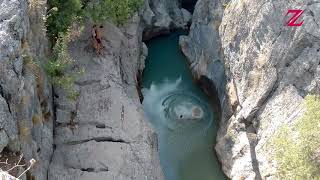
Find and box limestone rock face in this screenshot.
[142,0,192,40]
[0,0,53,179]
[182,0,320,179]
[179,0,227,103]
[48,16,163,180]
[1,0,166,179]
[47,1,195,179]
[0,130,9,153]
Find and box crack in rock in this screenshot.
[56,122,112,129]
[68,166,109,173]
[65,137,129,146]
[75,80,102,86]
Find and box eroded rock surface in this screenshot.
[182,0,320,179]
[48,16,163,180]
[142,0,192,40]
[3,0,319,179]
[179,0,227,104]
[0,0,53,179]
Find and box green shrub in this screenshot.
[45,0,144,100]
[271,95,320,179]
[45,33,83,101]
[22,51,41,77]
[47,0,144,39]
[84,0,143,24]
[52,74,80,101]
[47,0,83,40]
[45,33,72,77]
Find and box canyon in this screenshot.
[0,0,319,179]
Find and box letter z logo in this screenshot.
[286,9,304,26]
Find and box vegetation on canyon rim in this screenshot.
[271,95,320,179]
[45,0,143,100]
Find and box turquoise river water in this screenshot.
[142,32,226,180]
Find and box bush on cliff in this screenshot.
[44,33,83,101]
[84,0,143,24]
[46,0,83,40]
[272,95,320,179]
[46,0,143,100]
[47,0,144,40]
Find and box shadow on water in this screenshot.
[142,32,226,180]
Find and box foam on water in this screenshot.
[142,32,226,180]
[143,78,212,133]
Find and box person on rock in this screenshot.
[91,25,98,54]
[91,25,104,55]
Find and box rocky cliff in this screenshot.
[1,0,193,179]
[2,0,319,179]
[181,0,320,179]
[0,0,53,179]
[47,17,164,180]
[142,0,192,40]
[47,0,194,179]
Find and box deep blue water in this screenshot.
[142,32,226,180]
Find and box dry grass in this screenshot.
[23,55,41,80]
[35,70,45,103]
[21,95,31,106]
[21,41,41,82]
[29,0,45,10]
[19,126,31,139]
[28,0,47,39]
[20,39,29,51]
[43,111,52,122]
[32,114,43,125]
[21,48,46,103]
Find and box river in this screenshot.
[142,32,226,180]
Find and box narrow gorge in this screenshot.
[142,32,225,180]
[0,0,319,180]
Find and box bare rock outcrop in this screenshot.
[1,0,194,179]
[0,0,53,179]
[181,0,320,179]
[142,0,192,40]
[48,15,163,180]
[0,0,190,179]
